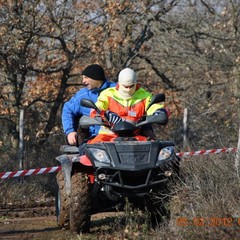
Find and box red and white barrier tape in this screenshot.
[176,147,237,157]
[0,147,238,179]
[0,166,62,179]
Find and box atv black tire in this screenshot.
[70,172,91,234]
[56,170,70,229]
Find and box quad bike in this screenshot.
[55,94,180,234]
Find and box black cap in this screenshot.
[82,64,106,81]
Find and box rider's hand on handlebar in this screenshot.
[153,108,168,116]
[105,110,122,124]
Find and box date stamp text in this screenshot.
[176,217,240,227]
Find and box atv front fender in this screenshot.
[55,154,75,196]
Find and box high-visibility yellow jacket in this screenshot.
[90,84,167,135]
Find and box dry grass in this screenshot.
[166,153,240,240]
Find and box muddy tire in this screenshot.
[56,170,70,229]
[70,172,91,234]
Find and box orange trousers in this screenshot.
[87,134,117,144]
[87,133,147,144]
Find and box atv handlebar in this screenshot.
[79,93,168,130]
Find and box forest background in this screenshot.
[0,1,239,239]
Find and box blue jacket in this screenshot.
[62,80,116,137]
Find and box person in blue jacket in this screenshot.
[62,64,116,146]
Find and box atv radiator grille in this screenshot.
[115,143,151,165]
[118,153,149,164]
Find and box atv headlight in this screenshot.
[88,148,110,164]
[158,147,174,161]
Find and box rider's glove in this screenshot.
[105,110,122,124]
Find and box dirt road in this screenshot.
[0,205,120,240]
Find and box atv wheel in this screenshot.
[70,172,91,234]
[56,170,70,229]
